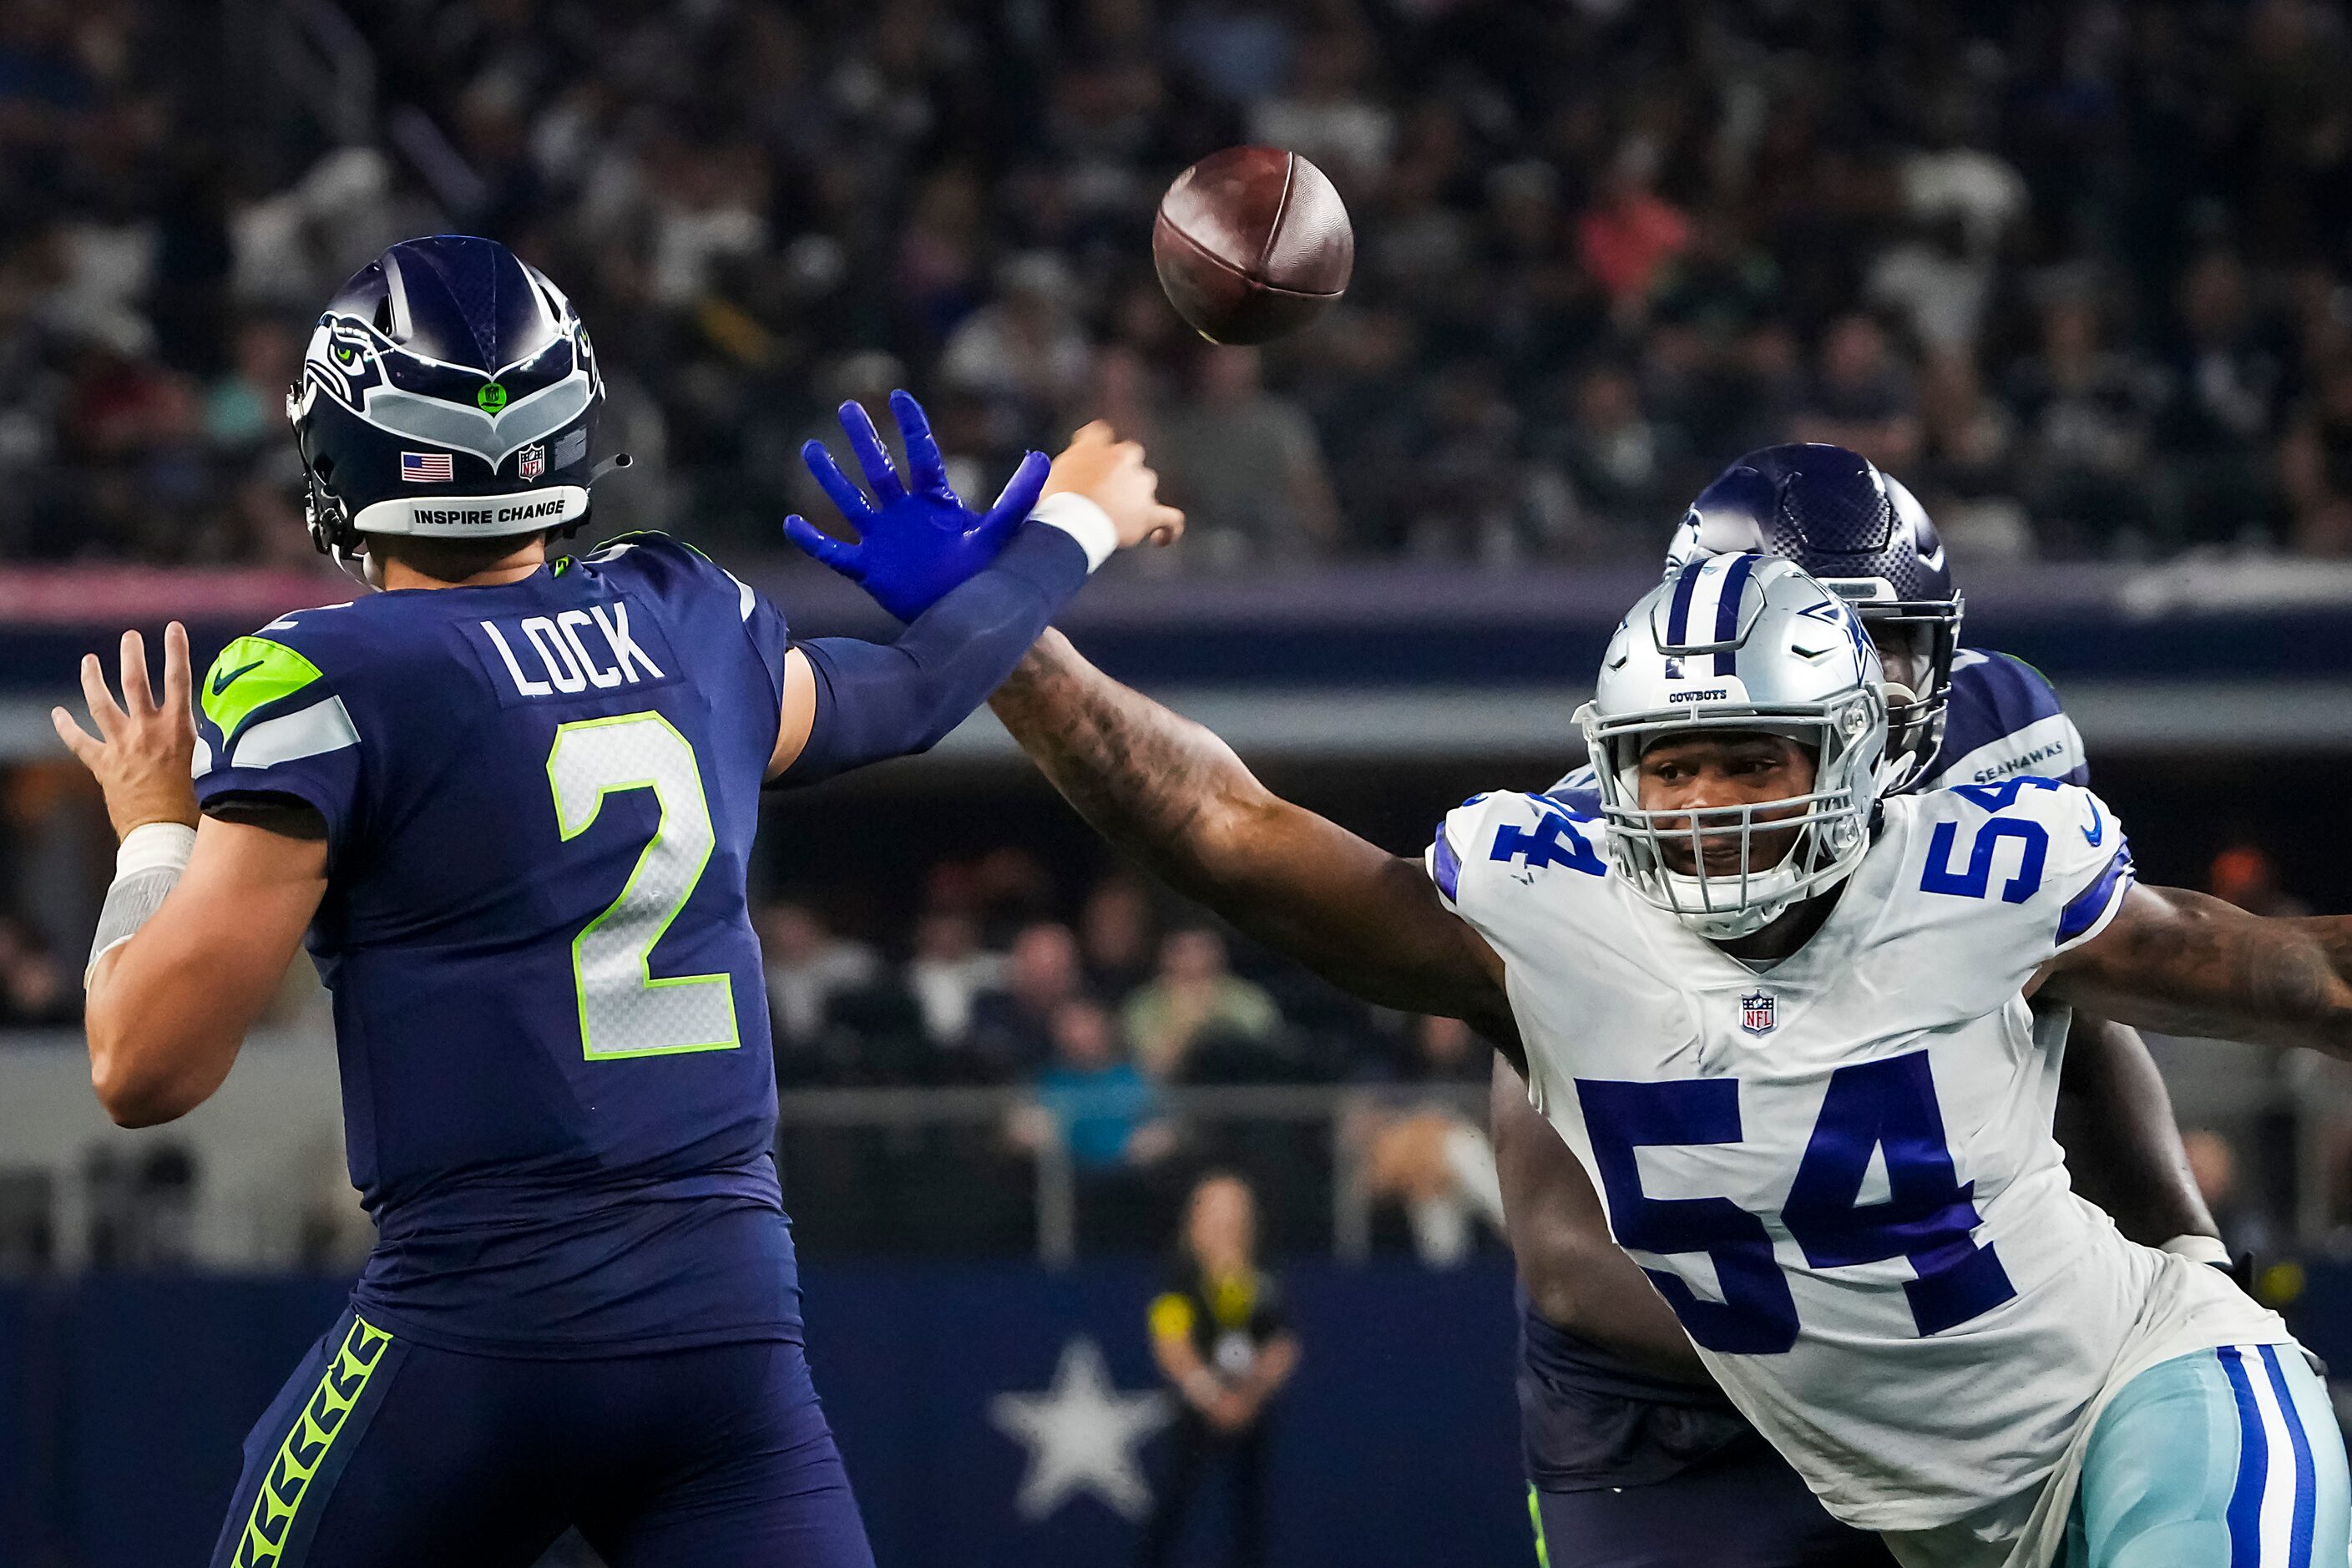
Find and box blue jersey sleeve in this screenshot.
[194,627,364,852]
[1916,649,2088,792]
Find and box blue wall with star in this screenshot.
[0,1259,1528,1567]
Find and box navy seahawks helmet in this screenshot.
[286,235,611,564]
[1663,443,1962,791]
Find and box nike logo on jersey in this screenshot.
[482,604,665,699]
[210,659,265,697]
[2081,798,2104,847]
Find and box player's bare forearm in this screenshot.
[2049,1011,2217,1247]
[1490,1055,1710,1384]
[2047,883,2352,1057]
[85,818,324,1125]
[989,630,1514,1044]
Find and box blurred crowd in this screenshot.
[14,0,2352,569]
[761,862,1486,1101]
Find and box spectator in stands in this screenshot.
[1004,985,1181,1254]
[1792,313,1922,473]
[1044,1006,1171,1175]
[2183,1127,2279,1261]
[1123,928,1281,1083]
[1575,138,1690,320]
[903,910,1003,1050]
[2279,354,2352,556]
[2208,842,2310,918]
[2006,291,2162,552]
[1080,877,1159,1003]
[938,251,1095,431]
[1246,28,1393,190]
[969,920,1087,1075]
[1151,346,1338,569]
[1550,360,1683,544]
[757,901,879,1055]
[1914,352,2031,564]
[1399,1014,1488,1085]
[0,916,73,1026]
[2156,251,2283,549]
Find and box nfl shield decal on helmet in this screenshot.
[518,443,546,480]
[1739,990,1777,1035]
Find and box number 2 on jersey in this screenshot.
[546,712,739,1060]
[1581,1052,2016,1353]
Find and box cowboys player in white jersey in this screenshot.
[1495,447,2226,1568]
[963,548,2352,1565]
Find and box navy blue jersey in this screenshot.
[195,534,798,1357]
[1525,645,2086,1487]
[1912,649,2087,792]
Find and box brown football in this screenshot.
[1153,147,1353,345]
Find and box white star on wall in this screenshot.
[989,1336,1172,1521]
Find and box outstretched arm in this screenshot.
[989,630,1516,1054]
[769,411,1182,782]
[2041,883,2352,1056]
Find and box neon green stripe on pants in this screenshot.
[236,1317,392,1567]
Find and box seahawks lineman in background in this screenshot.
[53,235,1179,1568]
[1495,446,2230,1567]
[841,407,2352,1560]
[1140,1171,1300,1568]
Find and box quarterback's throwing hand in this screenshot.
[53,622,200,839]
[1043,422,1184,549]
[784,389,1050,622]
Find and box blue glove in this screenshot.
[784,390,1051,623]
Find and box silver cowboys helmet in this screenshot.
[1576,553,1890,940]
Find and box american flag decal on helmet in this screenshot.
[401,452,453,483]
[1740,991,1777,1035]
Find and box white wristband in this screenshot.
[1029,493,1119,573]
[118,821,197,878]
[2161,1233,2233,1268]
[86,822,197,986]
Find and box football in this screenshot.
[1152,146,1353,345]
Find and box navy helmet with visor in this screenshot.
[287,235,614,566]
[1663,443,1961,792]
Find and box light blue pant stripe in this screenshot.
[2256,1345,2317,1568]
[2066,1342,2349,1568]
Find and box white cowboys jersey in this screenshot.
[1430,777,2290,1540]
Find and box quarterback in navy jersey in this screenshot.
[1501,445,2215,1568]
[54,236,1178,1568]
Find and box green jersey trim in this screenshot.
[203,637,326,742]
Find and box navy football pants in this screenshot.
[208,1309,874,1568]
[1530,1437,1897,1568]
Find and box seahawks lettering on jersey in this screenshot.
[193,533,801,1358]
[1914,649,2086,792]
[1434,781,2288,1536]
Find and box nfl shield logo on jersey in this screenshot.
[1739,990,1778,1035]
[518,443,546,480]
